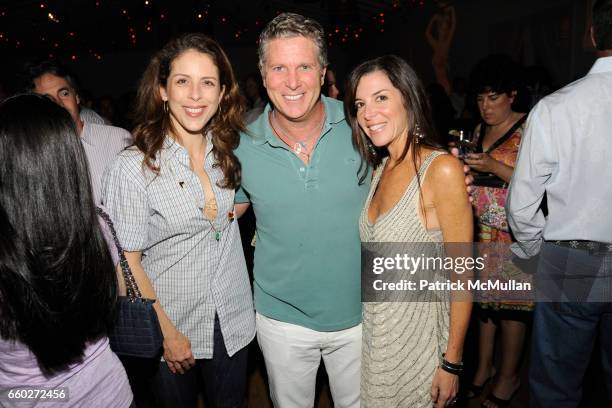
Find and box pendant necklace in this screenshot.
[270,107,326,158]
[197,161,225,242]
[167,154,234,242]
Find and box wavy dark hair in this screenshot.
[469,54,526,107]
[0,94,116,374]
[344,55,443,184]
[132,32,244,188]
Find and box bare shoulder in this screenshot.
[428,152,464,180]
[424,152,469,207]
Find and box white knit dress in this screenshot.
[360,151,450,408]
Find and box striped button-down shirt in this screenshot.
[80,107,108,125]
[101,135,255,358]
[81,120,131,203]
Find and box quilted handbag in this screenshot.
[97,208,163,358]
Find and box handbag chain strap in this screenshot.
[96,207,142,300]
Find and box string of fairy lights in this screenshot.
[0,0,430,60]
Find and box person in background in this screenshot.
[464,54,529,408]
[244,72,267,124]
[507,0,612,406]
[0,94,133,408]
[323,66,342,100]
[24,60,131,203]
[102,33,254,408]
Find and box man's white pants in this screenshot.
[256,313,361,408]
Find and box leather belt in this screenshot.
[553,240,612,255]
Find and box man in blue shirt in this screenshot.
[507,1,612,405]
[24,60,131,203]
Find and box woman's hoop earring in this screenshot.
[164,101,168,114]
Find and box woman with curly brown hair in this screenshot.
[102,33,254,407]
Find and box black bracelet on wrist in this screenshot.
[440,362,463,375]
[442,353,463,368]
[440,353,463,375]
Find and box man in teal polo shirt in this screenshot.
[234,13,365,408]
[236,95,367,332]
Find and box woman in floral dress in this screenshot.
[463,54,532,408]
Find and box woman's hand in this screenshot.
[163,329,196,374]
[463,152,497,173]
[431,367,460,407]
[123,252,196,374]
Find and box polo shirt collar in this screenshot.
[247,95,345,147]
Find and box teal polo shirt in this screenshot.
[235,96,370,331]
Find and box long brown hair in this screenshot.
[344,55,443,184]
[132,33,244,189]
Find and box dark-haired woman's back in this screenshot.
[0,94,132,407]
[0,208,133,408]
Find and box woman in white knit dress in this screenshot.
[344,55,473,408]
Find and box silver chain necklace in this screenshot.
[270,107,326,157]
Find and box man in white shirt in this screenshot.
[506,0,612,405]
[24,61,131,203]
